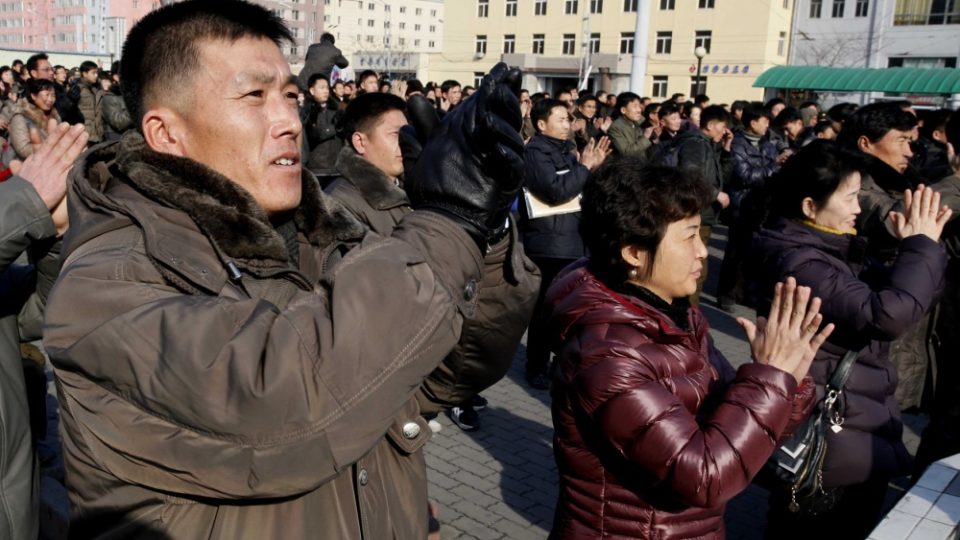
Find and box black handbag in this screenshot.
[764,349,860,516]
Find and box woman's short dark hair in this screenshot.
[26,78,54,103]
[580,156,711,285]
[765,140,863,223]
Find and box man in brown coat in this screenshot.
[76,60,104,144]
[43,1,527,538]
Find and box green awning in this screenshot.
[753,66,960,95]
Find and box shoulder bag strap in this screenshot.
[826,349,861,391]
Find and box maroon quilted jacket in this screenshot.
[547,262,814,540]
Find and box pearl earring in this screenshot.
[628,267,639,279]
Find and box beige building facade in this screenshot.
[431,0,794,104]
[319,0,443,81]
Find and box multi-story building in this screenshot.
[791,0,959,104]
[319,0,443,81]
[431,0,793,104]
[0,0,321,68]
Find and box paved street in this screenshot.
[424,226,926,540]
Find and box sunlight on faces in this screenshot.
[146,36,303,216]
[861,129,914,173]
[578,100,597,119]
[803,171,862,232]
[622,214,708,303]
[351,109,407,179]
[539,106,571,140]
[662,112,682,133]
[621,100,643,123]
[309,78,330,103]
[703,119,728,142]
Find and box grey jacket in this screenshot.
[44,133,485,539]
[0,176,57,540]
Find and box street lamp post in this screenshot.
[694,46,707,97]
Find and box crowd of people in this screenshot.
[2,1,960,539]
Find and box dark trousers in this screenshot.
[525,257,575,378]
[764,477,888,540]
[717,219,753,304]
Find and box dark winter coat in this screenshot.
[729,131,778,220]
[754,218,946,487]
[547,261,814,539]
[303,98,342,176]
[325,147,540,411]
[43,132,486,539]
[519,133,589,260]
[675,130,730,227]
[297,41,349,90]
[913,137,953,183]
[102,84,132,142]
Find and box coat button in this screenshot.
[402,422,421,439]
[358,468,368,486]
[463,280,478,301]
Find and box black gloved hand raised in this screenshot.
[403,63,525,250]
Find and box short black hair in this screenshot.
[11,59,22,67]
[580,157,711,285]
[338,91,406,145]
[919,109,952,140]
[670,93,685,101]
[827,102,858,124]
[813,120,835,137]
[766,140,864,223]
[577,94,598,108]
[531,98,567,132]
[120,0,293,131]
[642,102,661,121]
[440,79,460,94]
[405,79,424,96]
[741,104,771,129]
[612,91,640,119]
[699,105,731,129]
[358,70,378,83]
[26,78,55,103]
[764,97,785,111]
[799,101,819,111]
[773,107,803,128]
[25,53,48,74]
[80,61,98,74]
[320,32,335,44]
[307,73,329,88]
[694,94,710,106]
[837,101,918,149]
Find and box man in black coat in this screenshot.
[519,98,609,389]
[301,73,342,183]
[673,105,733,305]
[297,33,349,90]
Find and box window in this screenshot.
[783,0,790,7]
[810,0,822,17]
[399,22,405,29]
[367,2,374,9]
[416,8,422,15]
[894,0,960,24]
[504,34,516,53]
[399,38,405,46]
[698,0,715,7]
[855,0,868,16]
[414,39,421,46]
[590,0,603,13]
[562,33,576,54]
[431,9,437,16]
[384,21,390,28]
[429,25,436,32]
[690,76,707,97]
[535,0,548,15]
[506,0,518,15]
[476,35,487,55]
[624,0,638,11]
[400,6,406,13]
[652,76,668,98]
[565,0,579,13]
[478,0,489,17]
[832,0,845,17]
[777,31,786,55]
[589,33,600,53]
[415,24,421,31]
[620,32,634,53]
[694,30,711,53]
[659,0,675,9]
[429,40,435,48]
[532,33,545,53]
[656,31,672,54]
[367,19,374,27]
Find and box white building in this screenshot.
[320,0,443,81]
[790,0,959,105]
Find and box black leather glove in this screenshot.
[403,63,525,249]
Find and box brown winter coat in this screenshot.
[77,78,104,143]
[9,101,59,160]
[325,147,540,412]
[43,132,488,539]
[547,262,815,539]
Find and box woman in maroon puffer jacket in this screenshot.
[546,157,834,540]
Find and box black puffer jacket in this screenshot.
[675,130,731,227]
[303,99,342,176]
[754,218,946,487]
[519,134,588,260]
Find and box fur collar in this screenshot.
[109,131,365,264]
[333,147,409,210]
[17,100,59,128]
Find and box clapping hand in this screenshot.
[737,277,835,384]
[889,184,952,242]
[579,136,611,170]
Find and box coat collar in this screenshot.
[333,146,410,210]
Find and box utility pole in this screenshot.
[579,2,590,90]
[629,0,651,94]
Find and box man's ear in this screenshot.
[142,107,188,157]
[857,135,872,154]
[351,131,366,155]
